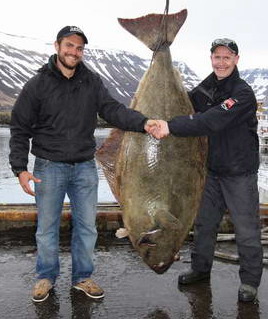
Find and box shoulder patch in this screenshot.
[221,98,238,110]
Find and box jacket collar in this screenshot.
[194,66,240,102]
[202,66,240,90]
[39,54,85,79]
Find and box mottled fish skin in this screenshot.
[96,9,207,274]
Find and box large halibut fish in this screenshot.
[96,9,206,274]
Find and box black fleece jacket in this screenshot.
[168,67,259,176]
[9,54,147,172]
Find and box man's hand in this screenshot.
[145,119,170,139]
[18,171,41,196]
[144,119,161,134]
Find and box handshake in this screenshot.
[144,119,170,139]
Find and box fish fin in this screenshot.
[118,9,187,51]
[95,128,124,203]
[115,227,129,238]
[155,210,184,232]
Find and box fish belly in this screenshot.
[117,131,205,272]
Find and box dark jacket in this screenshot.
[168,67,259,176]
[9,54,147,172]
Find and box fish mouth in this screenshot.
[137,229,162,247]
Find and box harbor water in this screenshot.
[1,126,268,204]
[0,126,115,204]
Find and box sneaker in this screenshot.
[32,279,53,302]
[178,269,210,285]
[238,284,257,302]
[73,278,104,299]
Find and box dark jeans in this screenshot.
[191,173,263,288]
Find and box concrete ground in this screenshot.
[0,227,267,319]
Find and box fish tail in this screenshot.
[118,9,187,51]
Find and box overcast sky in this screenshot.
[1,0,267,78]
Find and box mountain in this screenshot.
[240,69,268,102]
[83,48,201,106]
[0,31,267,109]
[0,31,199,110]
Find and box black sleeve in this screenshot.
[168,86,256,137]
[188,90,201,113]
[96,76,148,132]
[9,82,38,171]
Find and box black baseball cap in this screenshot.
[56,26,88,44]
[210,38,238,55]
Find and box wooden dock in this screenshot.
[0,202,268,232]
[0,202,122,231]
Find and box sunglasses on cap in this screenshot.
[211,38,238,55]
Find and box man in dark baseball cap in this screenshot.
[10,20,159,304]
[57,25,88,44]
[148,35,262,303]
[210,38,238,55]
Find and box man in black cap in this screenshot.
[9,25,157,302]
[148,38,263,302]
[57,25,89,44]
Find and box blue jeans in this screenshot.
[33,157,98,284]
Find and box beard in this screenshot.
[57,53,80,70]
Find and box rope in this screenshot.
[150,0,170,65]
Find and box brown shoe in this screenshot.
[32,279,53,302]
[73,278,104,299]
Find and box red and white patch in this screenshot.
[221,98,237,110]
